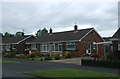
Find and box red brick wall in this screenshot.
[80,30,104,57]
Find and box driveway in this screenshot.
[51,57,81,65]
[2,58,119,78]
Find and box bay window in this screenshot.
[66,42,75,50]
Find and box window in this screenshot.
[66,42,75,50]
[41,43,49,52]
[52,43,62,51]
[31,44,37,50]
[118,40,120,50]
[93,42,96,49]
[5,45,10,51]
[12,45,16,49]
[26,44,30,50]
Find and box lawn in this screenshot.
[27,68,118,78]
[0,60,25,64]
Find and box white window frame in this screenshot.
[12,44,16,49]
[52,43,62,52]
[5,45,10,51]
[66,42,75,50]
[93,42,96,49]
[41,43,50,52]
[31,44,37,50]
[118,40,120,50]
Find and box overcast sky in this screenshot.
[2,1,118,37]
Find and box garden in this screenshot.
[2,51,72,61]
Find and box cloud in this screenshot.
[2,2,118,37]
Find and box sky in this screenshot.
[1,1,119,37]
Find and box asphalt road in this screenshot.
[2,58,119,78]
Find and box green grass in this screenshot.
[27,68,118,77]
[0,60,25,64]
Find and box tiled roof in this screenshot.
[2,35,32,44]
[112,28,120,38]
[30,28,94,43]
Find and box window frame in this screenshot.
[93,42,96,49]
[31,44,37,50]
[41,43,50,52]
[52,43,62,52]
[66,42,75,50]
[6,45,10,51]
[118,40,120,50]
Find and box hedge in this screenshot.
[81,59,120,69]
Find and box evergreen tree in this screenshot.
[41,28,48,35]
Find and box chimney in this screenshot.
[49,28,52,34]
[74,24,78,31]
[22,32,24,36]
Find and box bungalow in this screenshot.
[1,34,36,54]
[27,25,104,57]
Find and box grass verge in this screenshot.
[26,68,118,77]
[0,60,25,64]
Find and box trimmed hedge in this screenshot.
[81,59,120,69]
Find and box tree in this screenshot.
[15,32,24,36]
[41,28,48,35]
[35,28,48,37]
[0,33,3,37]
[4,32,14,37]
[35,29,42,37]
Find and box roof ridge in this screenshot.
[49,28,94,34]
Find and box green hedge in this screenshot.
[81,59,120,69]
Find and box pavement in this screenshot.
[2,58,119,78]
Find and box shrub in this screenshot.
[3,52,16,58]
[44,56,52,60]
[28,52,36,58]
[65,51,71,58]
[54,53,60,60]
[46,53,50,57]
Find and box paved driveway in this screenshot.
[2,58,119,78]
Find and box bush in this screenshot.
[44,56,52,60]
[46,53,50,57]
[65,51,71,58]
[28,52,36,58]
[81,59,120,69]
[3,52,16,58]
[54,53,60,60]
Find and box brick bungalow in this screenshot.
[1,34,36,54]
[27,25,104,57]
